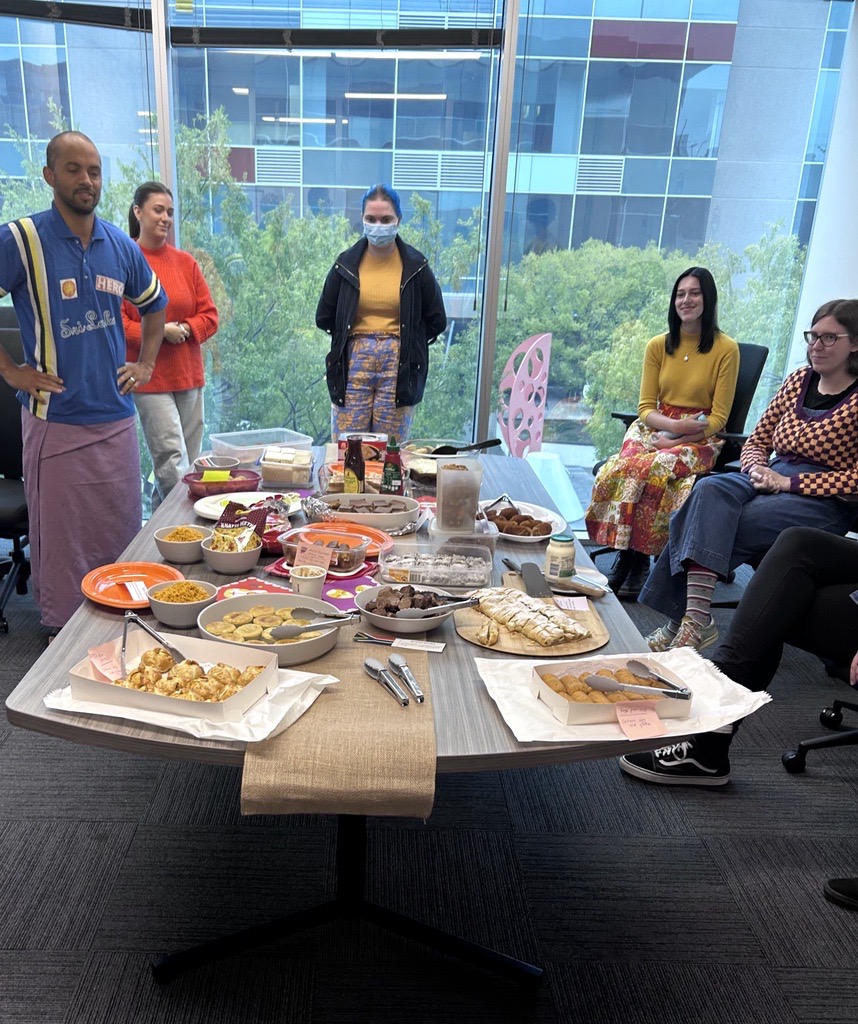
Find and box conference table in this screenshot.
[5,450,655,986]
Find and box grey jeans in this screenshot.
[134,388,204,509]
[638,459,858,621]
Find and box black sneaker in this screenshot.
[620,736,731,786]
[617,552,651,599]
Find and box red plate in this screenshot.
[81,561,185,610]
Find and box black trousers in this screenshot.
[712,526,858,693]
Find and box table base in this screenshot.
[151,814,543,988]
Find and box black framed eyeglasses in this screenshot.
[804,331,851,347]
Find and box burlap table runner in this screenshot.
[241,625,435,818]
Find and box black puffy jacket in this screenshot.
[316,236,447,408]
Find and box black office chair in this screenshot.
[586,342,769,567]
[0,308,30,633]
[782,699,858,773]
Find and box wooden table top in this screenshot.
[5,451,653,772]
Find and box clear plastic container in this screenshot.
[379,542,492,588]
[259,445,314,487]
[211,428,313,466]
[435,457,483,531]
[428,516,499,555]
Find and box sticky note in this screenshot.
[201,470,231,482]
[88,641,122,682]
[615,701,667,739]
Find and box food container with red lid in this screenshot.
[277,526,371,572]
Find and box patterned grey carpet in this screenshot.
[1,557,857,1024]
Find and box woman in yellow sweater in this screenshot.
[585,267,739,597]
[122,182,218,509]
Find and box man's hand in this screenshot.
[850,650,858,689]
[2,363,64,401]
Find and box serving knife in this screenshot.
[520,561,555,597]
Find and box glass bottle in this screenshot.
[343,436,365,493]
[380,435,404,495]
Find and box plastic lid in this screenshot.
[549,533,575,543]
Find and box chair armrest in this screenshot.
[610,411,637,428]
[714,431,749,446]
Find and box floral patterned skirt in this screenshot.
[584,404,724,556]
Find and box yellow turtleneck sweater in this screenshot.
[637,329,740,435]
[352,244,403,336]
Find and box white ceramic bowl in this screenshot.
[202,535,263,575]
[154,525,214,564]
[197,592,342,666]
[354,584,456,635]
[147,579,218,628]
[317,493,420,532]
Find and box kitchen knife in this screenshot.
[520,561,555,597]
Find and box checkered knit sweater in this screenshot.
[740,366,858,496]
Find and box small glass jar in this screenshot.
[544,533,576,581]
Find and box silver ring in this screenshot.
[129,375,136,384]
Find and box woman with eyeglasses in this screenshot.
[641,298,858,653]
[316,183,447,441]
[585,267,739,598]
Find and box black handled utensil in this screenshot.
[430,438,502,456]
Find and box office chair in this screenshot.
[0,309,30,633]
[782,699,858,773]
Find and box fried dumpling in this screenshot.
[168,659,205,682]
[140,647,176,673]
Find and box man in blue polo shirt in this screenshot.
[0,130,168,636]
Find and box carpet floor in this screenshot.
[1,556,857,1023]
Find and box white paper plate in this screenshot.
[479,499,567,543]
[193,491,302,521]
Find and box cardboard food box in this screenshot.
[531,654,694,726]
[69,628,278,722]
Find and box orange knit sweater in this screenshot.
[122,243,218,393]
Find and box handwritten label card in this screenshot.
[88,641,123,682]
[615,701,667,740]
[124,580,150,602]
[553,595,589,612]
[391,638,446,653]
[295,541,334,571]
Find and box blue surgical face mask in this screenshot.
[364,222,398,247]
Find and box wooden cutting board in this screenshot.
[453,575,609,657]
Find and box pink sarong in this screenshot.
[21,411,142,629]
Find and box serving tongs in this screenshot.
[270,612,361,639]
[121,610,190,678]
[584,658,692,701]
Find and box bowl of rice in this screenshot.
[147,579,218,628]
[154,524,214,564]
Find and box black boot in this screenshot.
[617,551,651,599]
[607,549,635,592]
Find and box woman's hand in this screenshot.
[747,464,789,493]
[164,321,189,345]
[850,650,858,688]
[672,416,708,435]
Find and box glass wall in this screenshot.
[0,0,854,524]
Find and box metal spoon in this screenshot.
[270,612,360,639]
[395,596,479,619]
[430,438,502,456]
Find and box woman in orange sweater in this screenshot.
[122,181,218,509]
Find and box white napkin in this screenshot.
[475,647,772,743]
[44,669,339,742]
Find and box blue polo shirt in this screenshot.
[0,204,168,424]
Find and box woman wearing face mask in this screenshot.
[316,183,447,440]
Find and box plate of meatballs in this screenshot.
[480,500,567,542]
